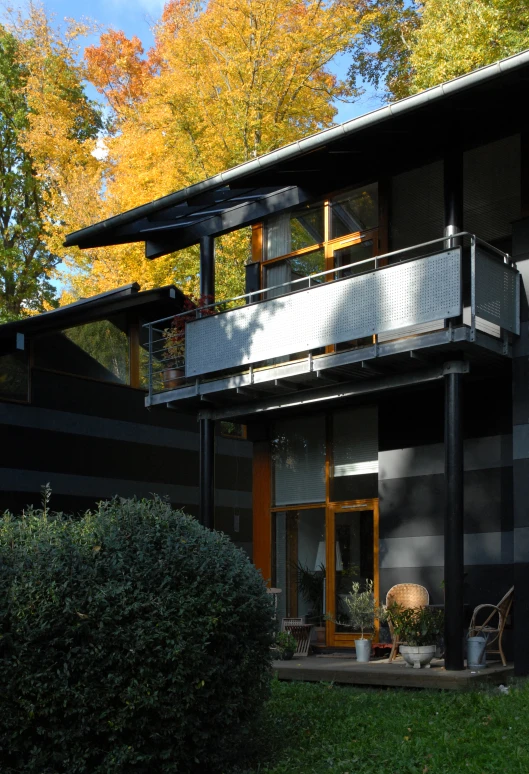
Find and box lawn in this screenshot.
[240,678,529,774]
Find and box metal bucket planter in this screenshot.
[355,638,372,663]
[467,636,487,669]
[400,644,436,669]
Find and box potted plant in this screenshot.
[297,562,326,644]
[387,604,444,669]
[163,295,215,388]
[343,579,386,662]
[275,631,297,660]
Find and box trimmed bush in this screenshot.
[0,497,275,773]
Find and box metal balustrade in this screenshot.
[142,233,519,406]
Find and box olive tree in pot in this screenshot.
[333,579,385,662]
[387,604,444,669]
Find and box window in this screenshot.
[33,316,130,385]
[463,135,520,244]
[0,351,29,402]
[266,205,325,260]
[331,183,378,239]
[390,161,444,251]
[271,415,326,506]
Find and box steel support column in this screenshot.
[444,150,463,242]
[199,235,215,528]
[444,370,465,671]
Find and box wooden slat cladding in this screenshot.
[252,440,271,582]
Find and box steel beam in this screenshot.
[145,186,313,258]
[444,368,465,671]
[198,361,469,421]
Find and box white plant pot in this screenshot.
[399,644,436,669]
[355,638,372,663]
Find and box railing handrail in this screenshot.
[143,232,513,330]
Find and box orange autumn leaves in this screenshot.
[68,0,369,300]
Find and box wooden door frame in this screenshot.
[325,498,380,647]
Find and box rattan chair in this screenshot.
[468,586,513,667]
[386,583,430,662]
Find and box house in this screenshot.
[65,51,529,674]
[0,283,252,555]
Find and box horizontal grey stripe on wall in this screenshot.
[514,527,529,563]
[0,468,252,509]
[379,467,513,538]
[513,424,529,461]
[0,403,252,459]
[379,435,513,481]
[379,531,514,569]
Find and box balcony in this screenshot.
[144,234,519,415]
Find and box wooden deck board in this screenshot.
[274,656,513,691]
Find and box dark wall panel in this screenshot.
[379,468,513,539]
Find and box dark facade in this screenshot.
[0,284,253,555]
[65,52,529,672]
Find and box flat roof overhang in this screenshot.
[65,51,529,259]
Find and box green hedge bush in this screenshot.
[0,497,275,773]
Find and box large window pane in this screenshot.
[272,415,326,505]
[263,249,325,297]
[331,183,378,239]
[390,161,444,252]
[0,351,29,402]
[331,406,378,501]
[34,316,130,385]
[266,204,324,260]
[272,508,326,624]
[335,509,374,632]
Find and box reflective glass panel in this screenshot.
[331,183,378,238]
[0,351,29,402]
[272,508,326,625]
[263,248,325,297]
[266,205,324,260]
[334,509,374,632]
[333,239,375,278]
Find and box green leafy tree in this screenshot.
[0,27,58,321]
[348,0,529,101]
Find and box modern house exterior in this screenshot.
[65,51,529,674]
[0,284,252,555]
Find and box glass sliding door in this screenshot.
[272,508,326,626]
[326,501,379,647]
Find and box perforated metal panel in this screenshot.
[475,248,519,334]
[185,249,461,378]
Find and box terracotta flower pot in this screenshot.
[163,367,185,389]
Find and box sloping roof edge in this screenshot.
[65,49,529,249]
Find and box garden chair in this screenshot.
[386,583,430,662]
[468,586,513,667]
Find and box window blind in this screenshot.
[272,415,326,505]
[333,405,378,478]
[390,161,444,251]
[463,135,520,243]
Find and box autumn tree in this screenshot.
[0,5,102,319]
[348,0,529,101]
[72,0,369,301]
[0,26,58,320]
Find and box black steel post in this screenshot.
[444,371,465,670]
[199,235,215,301]
[199,235,215,529]
[444,150,463,241]
[199,416,215,529]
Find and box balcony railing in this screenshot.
[143,233,519,406]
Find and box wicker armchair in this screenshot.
[386,583,430,662]
[468,586,513,667]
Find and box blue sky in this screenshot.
[4,0,382,124]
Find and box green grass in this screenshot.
[239,678,529,774]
